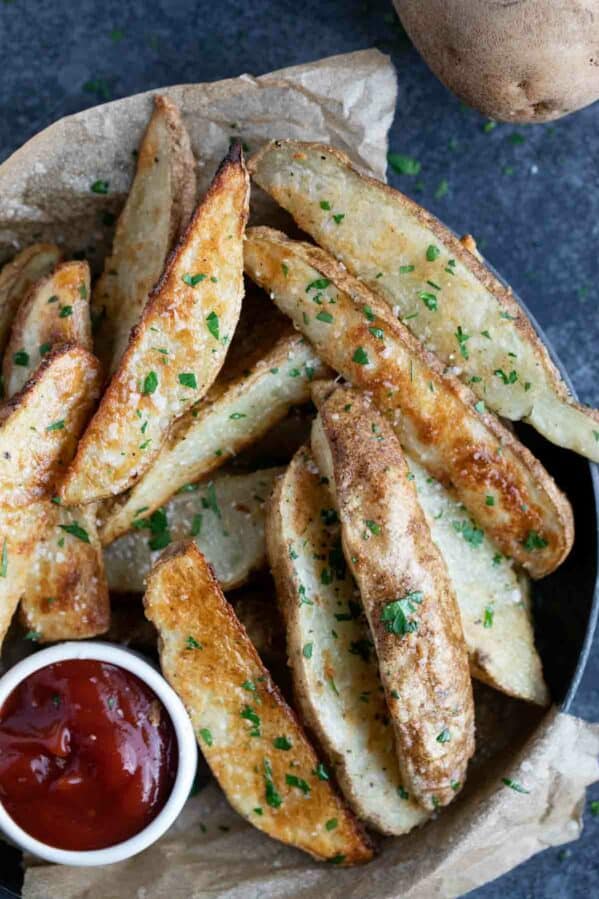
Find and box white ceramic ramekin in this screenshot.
[0,641,197,866]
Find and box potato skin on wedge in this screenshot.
[0,243,61,355]
[100,329,329,543]
[244,227,574,579]
[3,260,92,397]
[144,541,373,865]
[267,445,429,833]
[105,467,282,593]
[59,144,249,506]
[311,385,475,810]
[0,345,102,507]
[92,95,196,373]
[250,140,599,462]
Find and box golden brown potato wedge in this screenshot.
[250,141,599,462]
[92,95,196,373]
[18,502,109,642]
[59,144,249,506]
[0,347,105,646]
[267,445,429,833]
[3,261,92,397]
[100,330,329,543]
[144,541,373,865]
[104,467,282,593]
[0,243,61,356]
[310,385,475,810]
[408,459,548,706]
[0,346,102,507]
[244,227,574,579]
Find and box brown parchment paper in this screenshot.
[0,48,596,899]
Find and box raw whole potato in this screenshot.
[394,0,599,122]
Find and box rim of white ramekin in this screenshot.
[0,640,197,866]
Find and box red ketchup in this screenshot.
[0,659,178,851]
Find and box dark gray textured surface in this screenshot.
[0,0,598,896]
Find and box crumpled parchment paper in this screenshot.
[0,47,596,899]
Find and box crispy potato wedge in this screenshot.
[100,330,329,543]
[0,243,61,356]
[267,445,429,833]
[409,459,548,706]
[310,385,475,809]
[144,541,373,864]
[0,347,104,646]
[18,502,109,642]
[250,141,599,461]
[244,227,574,579]
[3,261,92,397]
[105,467,282,593]
[59,144,249,506]
[93,95,196,373]
[0,346,102,507]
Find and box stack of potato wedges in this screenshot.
[2,98,598,865]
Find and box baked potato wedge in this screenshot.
[0,243,61,356]
[409,459,548,706]
[249,141,599,462]
[18,502,109,642]
[3,261,92,397]
[310,385,475,810]
[0,347,105,646]
[0,346,102,507]
[105,467,282,593]
[92,95,196,373]
[144,541,373,865]
[244,227,574,579]
[100,330,329,543]
[267,445,429,833]
[59,143,249,506]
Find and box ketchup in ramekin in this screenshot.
[0,659,178,851]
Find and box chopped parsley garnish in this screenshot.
[485,495,495,506]
[281,263,289,277]
[494,368,518,385]
[325,818,338,831]
[306,278,331,293]
[302,642,313,659]
[285,774,310,795]
[320,200,331,210]
[363,305,375,321]
[436,728,451,743]
[419,291,438,311]
[483,606,494,628]
[39,342,52,356]
[0,540,7,577]
[397,786,409,800]
[230,412,246,419]
[381,591,424,637]
[364,519,381,535]
[435,179,449,199]
[206,311,220,340]
[264,758,282,808]
[313,763,329,781]
[199,728,213,746]
[190,514,203,537]
[201,482,221,518]
[523,530,548,551]
[59,305,73,318]
[178,372,198,389]
[352,346,369,365]
[328,854,346,865]
[369,326,384,340]
[25,631,41,642]
[186,635,203,650]
[501,777,530,794]
[452,519,484,548]
[240,705,261,737]
[242,680,256,692]
[455,326,470,360]
[387,152,421,176]
[590,800,599,817]
[13,350,29,367]
[474,400,486,414]
[182,273,206,286]
[91,179,109,194]
[46,420,65,432]
[332,213,345,224]
[142,371,158,395]
[399,264,415,274]
[316,311,333,323]
[426,245,440,262]
[273,736,292,751]
[47,294,59,304]
[58,522,90,543]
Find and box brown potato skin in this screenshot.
[394,0,599,122]
[311,386,475,809]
